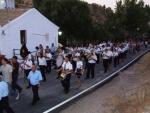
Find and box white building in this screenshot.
[0,0,15,9]
[0,8,59,58]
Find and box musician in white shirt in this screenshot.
[60,55,73,94]
[117,46,124,63]
[21,56,33,89]
[45,50,52,73]
[95,47,101,64]
[86,50,97,79]
[38,54,47,82]
[107,49,113,71]
[102,48,110,73]
[112,49,119,67]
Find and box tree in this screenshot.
[33,0,94,44]
[115,0,150,38]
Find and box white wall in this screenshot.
[0,0,15,9]
[0,26,2,54]
[0,9,59,58]
[0,0,5,9]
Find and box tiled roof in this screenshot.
[0,8,29,26]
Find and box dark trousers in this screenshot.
[0,96,15,113]
[103,59,109,73]
[71,60,76,72]
[61,74,71,93]
[39,66,46,81]
[86,63,95,78]
[12,74,22,93]
[25,69,31,87]
[113,57,118,67]
[46,60,51,72]
[96,54,100,64]
[31,85,40,105]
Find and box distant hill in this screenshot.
[15,1,109,24]
[89,3,108,24]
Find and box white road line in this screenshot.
[43,49,149,113]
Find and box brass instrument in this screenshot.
[86,53,92,60]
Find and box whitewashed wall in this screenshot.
[0,0,15,9]
[0,8,59,58]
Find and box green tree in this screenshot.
[115,0,150,37]
[33,0,93,44]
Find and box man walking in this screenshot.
[11,56,22,100]
[27,64,42,105]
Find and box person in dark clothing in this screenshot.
[11,56,22,100]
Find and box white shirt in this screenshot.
[22,60,32,70]
[75,52,80,57]
[38,57,47,66]
[27,54,32,60]
[102,51,110,59]
[117,47,123,54]
[113,51,119,57]
[62,61,73,70]
[76,61,83,69]
[88,54,97,64]
[45,53,52,61]
[107,50,113,57]
[95,48,101,54]
[106,47,111,50]
[0,81,9,100]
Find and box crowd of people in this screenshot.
[0,40,149,113]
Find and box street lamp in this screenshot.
[58,31,62,36]
[137,27,140,31]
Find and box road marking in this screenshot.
[43,49,150,113]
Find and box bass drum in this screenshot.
[56,55,64,68]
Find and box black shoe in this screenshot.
[64,90,69,94]
[85,77,89,79]
[26,86,31,89]
[43,80,47,82]
[19,88,22,94]
[56,76,60,79]
[37,98,40,101]
[91,76,94,79]
[31,102,36,106]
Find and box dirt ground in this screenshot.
[60,53,150,113]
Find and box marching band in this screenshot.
[0,40,148,111]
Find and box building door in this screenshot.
[20,30,28,58]
[20,30,27,45]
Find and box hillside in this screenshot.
[15,0,108,24]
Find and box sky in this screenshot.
[83,0,150,10]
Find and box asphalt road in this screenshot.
[9,48,148,113]
[60,52,150,113]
